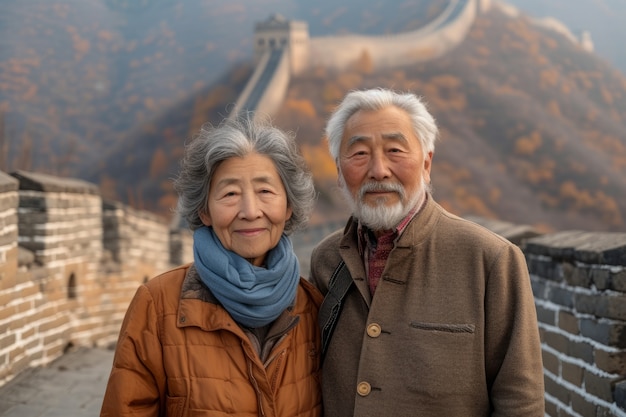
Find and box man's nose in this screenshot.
[368,152,391,180]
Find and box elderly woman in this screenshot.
[100,117,322,417]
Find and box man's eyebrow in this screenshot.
[346,135,370,147]
[382,132,409,143]
[346,132,409,146]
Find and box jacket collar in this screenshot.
[176,264,300,347]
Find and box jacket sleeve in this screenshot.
[486,244,545,416]
[100,284,166,417]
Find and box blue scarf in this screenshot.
[193,226,300,328]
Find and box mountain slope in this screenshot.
[271,6,626,232]
[504,0,626,74]
[2,1,625,233]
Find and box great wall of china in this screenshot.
[229,0,593,121]
[0,2,622,415]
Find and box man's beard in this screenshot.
[339,177,430,231]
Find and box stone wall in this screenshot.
[524,231,626,416]
[0,171,177,386]
[235,0,479,120]
[2,168,626,416]
[308,0,477,71]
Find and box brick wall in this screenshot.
[524,231,626,416]
[2,168,626,417]
[0,171,177,386]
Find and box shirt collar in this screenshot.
[356,194,427,255]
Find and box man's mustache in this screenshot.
[359,182,406,201]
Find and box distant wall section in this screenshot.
[231,0,480,119]
[0,170,193,386]
[307,0,477,71]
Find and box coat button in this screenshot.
[357,381,371,396]
[180,316,186,323]
[367,323,381,338]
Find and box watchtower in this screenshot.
[254,14,309,75]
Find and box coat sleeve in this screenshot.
[485,244,545,416]
[100,284,166,417]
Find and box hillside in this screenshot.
[82,5,626,233]
[505,0,626,74]
[0,0,449,179]
[2,1,626,233]
[272,6,626,232]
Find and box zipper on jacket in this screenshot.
[268,349,287,392]
[248,360,266,417]
[263,333,287,367]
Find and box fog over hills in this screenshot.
[504,0,626,73]
[1,0,625,232]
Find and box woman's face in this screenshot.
[199,152,292,267]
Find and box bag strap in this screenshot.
[318,260,353,359]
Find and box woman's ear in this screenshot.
[199,210,212,226]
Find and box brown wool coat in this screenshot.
[310,197,545,417]
[100,264,323,417]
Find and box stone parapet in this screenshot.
[524,231,626,416]
[0,171,179,387]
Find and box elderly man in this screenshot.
[310,88,544,416]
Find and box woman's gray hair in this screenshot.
[325,88,439,160]
[174,116,316,233]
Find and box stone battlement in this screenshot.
[1,170,626,415]
[0,170,192,387]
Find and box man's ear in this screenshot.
[199,210,211,227]
[423,151,434,183]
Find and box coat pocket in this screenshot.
[409,321,475,333]
[398,321,479,397]
[166,396,185,417]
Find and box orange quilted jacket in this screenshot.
[100,264,323,417]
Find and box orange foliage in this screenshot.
[322,83,344,105]
[515,131,542,156]
[559,181,593,208]
[300,143,337,183]
[540,69,559,89]
[285,99,317,118]
[22,84,38,101]
[98,31,114,41]
[600,86,614,105]
[488,187,501,204]
[525,160,555,185]
[144,97,157,111]
[546,100,561,117]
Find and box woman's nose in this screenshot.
[239,193,262,219]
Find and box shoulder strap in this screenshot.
[318,260,353,359]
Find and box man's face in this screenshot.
[337,105,433,230]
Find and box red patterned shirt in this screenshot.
[358,201,424,295]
